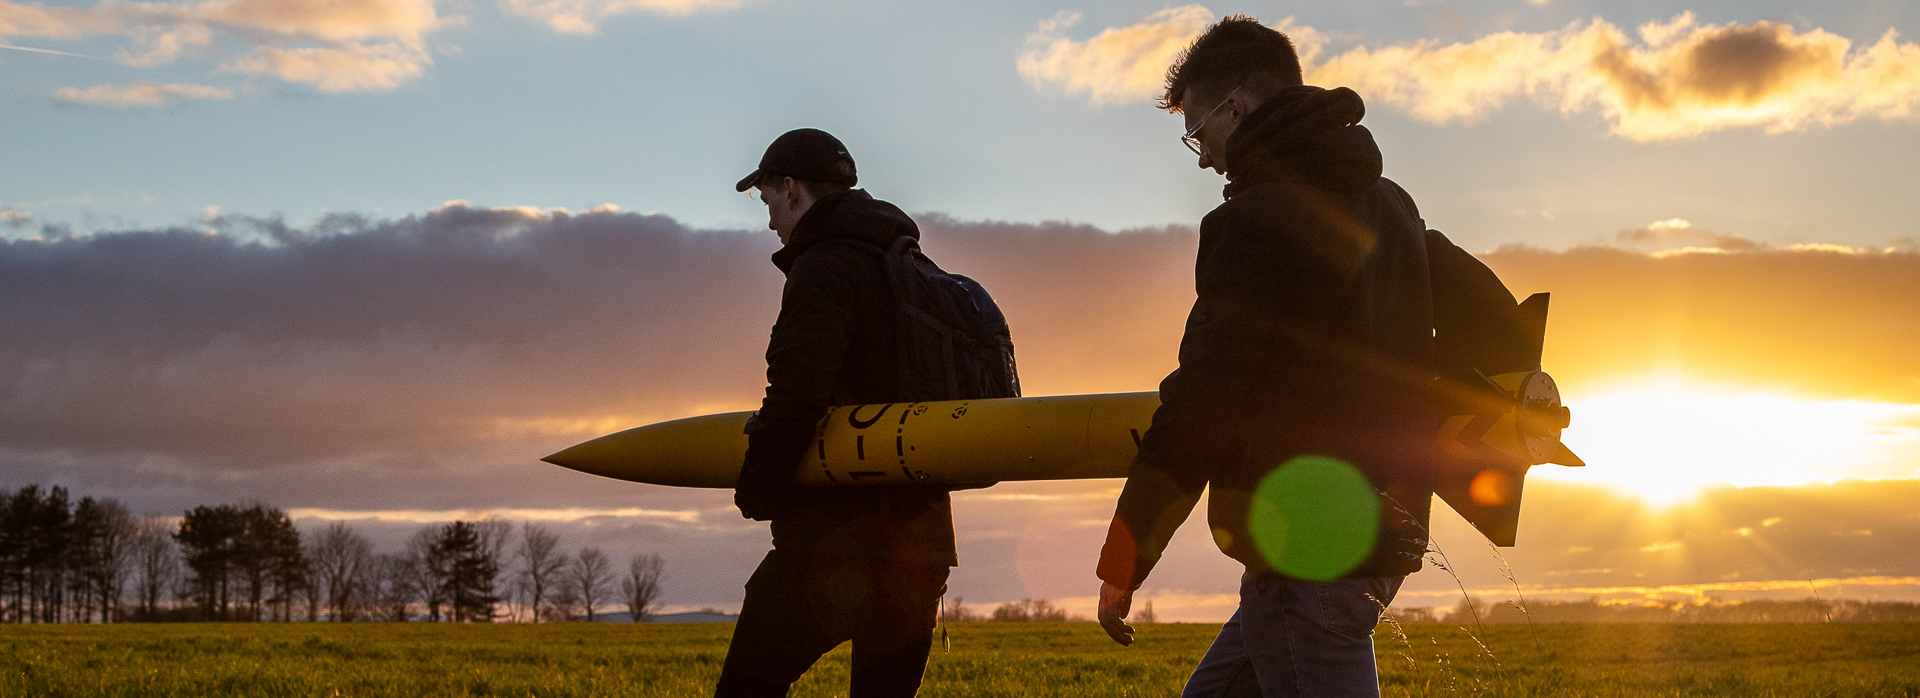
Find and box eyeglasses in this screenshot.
[1181,89,1240,156]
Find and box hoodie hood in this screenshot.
[1221,85,1384,199]
[771,189,920,273]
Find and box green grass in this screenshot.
[3,621,1918,697]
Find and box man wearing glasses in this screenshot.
[1093,15,1440,698]
[716,129,956,698]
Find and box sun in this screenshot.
[1542,378,1920,506]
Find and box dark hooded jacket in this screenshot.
[1098,86,1439,588]
[736,189,957,568]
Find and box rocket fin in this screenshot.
[1432,459,1528,547]
[1549,443,1585,467]
[1515,292,1549,369]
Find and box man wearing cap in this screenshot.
[715,128,956,698]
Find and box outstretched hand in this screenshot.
[1097,581,1135,646]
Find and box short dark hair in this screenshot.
[758,159,856,200]
[1160,15,1304,114]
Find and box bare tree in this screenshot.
[406,527,444,622]
[939,596,978,622]
[131,515,180,621]
[515,523,564,622]
[69,498,137,623]
[302,568,323,622]
[568,547,611,622]
[364,553,416,622]
[373,531,424,622]
[548,581,581,622]
[101,500,138,623]
[619,553,665,622]
[308,521,372,622]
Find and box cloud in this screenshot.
[221,41,429,92]
[0,208,29,227]
[6,205,1920,614]
[1612,217,1764,254]
[6,205,1920,477]
[1016,5,1213,106]
[0,1,112,38]
[287,505,707,523]
[1021,8,1920,140]
[496,0,736,34]
[3,0,442,99]
[51,80,234,107]
[0,205,1197,473]
[197,0,439,42]
[1314,12,1920,140]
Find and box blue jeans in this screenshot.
[1181,572,1404,698]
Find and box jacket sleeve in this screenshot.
[1097,201,1343,589]
[735,250,863,520]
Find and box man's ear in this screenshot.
[1228,91,1252,123]
[783,177,804,207]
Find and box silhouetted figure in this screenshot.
[1095,16,1443,698]
[715,129,956,698]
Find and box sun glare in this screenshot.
[1545,379,1920,506]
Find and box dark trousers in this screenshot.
[1182,573,1405,698]
[714,549,950,698]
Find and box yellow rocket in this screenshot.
[544,392,1158,490]
[543,372,1582,547]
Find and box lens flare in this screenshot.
[1248,455,1380,580]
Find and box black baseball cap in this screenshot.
[734,128,859,192]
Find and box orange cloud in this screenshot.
[197,0,439,42]
[1016,5,1212,106]
[0,1,111,38]
[52,80,234,107]
[1313,12,1920,141]
[1611,217,1765,254]
[1021,8,1920,140]
[3,0,442,99]
[497,0,736,34]
[222,42,430,92]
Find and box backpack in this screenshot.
[865,236,1020,403]
[1427,228,1541,380]
[1425,229,1582,547]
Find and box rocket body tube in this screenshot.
[541,392,1160,489]
[543,379,1581,546]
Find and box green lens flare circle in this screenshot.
[1248,455,1380,581]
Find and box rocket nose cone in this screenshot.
[540,440,602,472]
[537,411,756,489]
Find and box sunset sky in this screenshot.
[6,0,1920,620]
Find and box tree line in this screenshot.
[938,597,1149,623]
[1407,596,1920,624]
[0,484,665,623]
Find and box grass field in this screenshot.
[5,621,1920,697]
